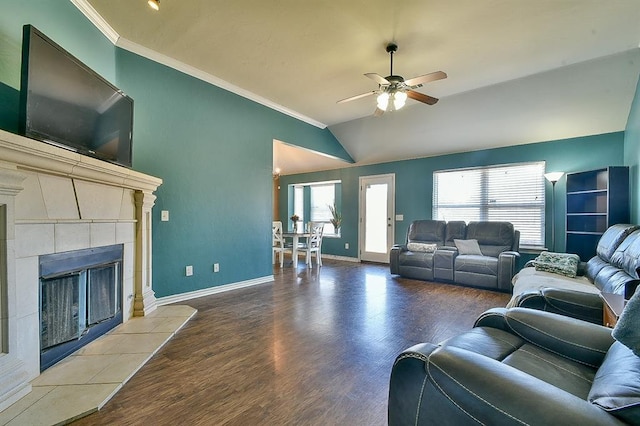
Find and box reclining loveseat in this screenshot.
[389,302,640,425]
[390,220,520,292]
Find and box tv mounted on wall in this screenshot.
[18,25,133,168]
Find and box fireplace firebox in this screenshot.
[39,245,124,371]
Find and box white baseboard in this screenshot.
[156,275,274,305]
[322,254,360,262]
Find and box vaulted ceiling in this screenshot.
[83,0,640,174]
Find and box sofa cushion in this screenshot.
[407,220,446,245]
[609,230,640,277]
[399,251,435,268]
[589,342,640,424]
[406,242,437,253]
[466,221,515,257]
[595,224,640,263]
[454,239,482,255]
[456,255,498,276]
[533,252,580,278]
[508,267,597,308]
[585,256,611,282]
[593,265,637,295]
[445,221,467,246]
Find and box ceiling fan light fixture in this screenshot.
[376,92,389,110]
[148,0,160,11]
[393,91,407,110]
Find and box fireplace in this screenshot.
[39,245,124,371]
[0,128,162,411]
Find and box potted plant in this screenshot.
[290,214,299,232]
[328,203,342,232]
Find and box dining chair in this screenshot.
[301,222,324,268]
[272,221,285,267]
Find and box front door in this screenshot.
[359,174,395,263]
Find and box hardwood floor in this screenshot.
[72,259,510,426]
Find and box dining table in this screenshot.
[282,231,311,267]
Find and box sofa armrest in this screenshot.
[388,343,439,425]
[406,345,622,426]
[475,307,614,367]
[516,288,604,324]
[497,251,520,292]
[389,244,407,275]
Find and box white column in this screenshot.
[0,167,32,411]
[133,190,157,316]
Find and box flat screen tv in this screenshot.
[19,25,133,168]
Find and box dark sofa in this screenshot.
[388,307,640,425]
[390,220,520,292]
[510,223,640,323]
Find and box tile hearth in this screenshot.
[0,305,196,426]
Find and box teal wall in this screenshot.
[279,132,626,258]
[0,1,637,294]
[0,1,351,298]
[625,74,640,222]
[115,49,348,296]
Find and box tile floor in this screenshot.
[0,305,197,426]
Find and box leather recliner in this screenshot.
[389,307,640,425]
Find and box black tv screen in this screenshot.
[19,25,133,167]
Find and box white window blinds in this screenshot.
[433,162,546,247]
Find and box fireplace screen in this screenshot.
[40,264,120,351]
[41,273,81,349]
[39,245,123,371]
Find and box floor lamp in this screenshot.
[544,172,564,251]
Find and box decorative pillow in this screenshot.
[407,242,437,253]
[613,288,640,357]
[454,239,483,255]
[588,342,640,424]
[533,251,580,278]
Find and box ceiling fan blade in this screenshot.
[365,73,390,85]
[407,90,439,105]
[404,71,447,87]
[337,91,377,104]
[373,107,385,117]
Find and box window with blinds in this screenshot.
[433,162,546,247]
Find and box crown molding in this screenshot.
[116,38,327,129]
[70,0,119,44]
[70,0,326,129]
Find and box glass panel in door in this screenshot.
[360,174,395,262]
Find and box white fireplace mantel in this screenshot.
[0,128,162,411]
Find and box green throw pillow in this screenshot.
[533,251,580,278]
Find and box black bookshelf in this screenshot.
[565,166,629,260]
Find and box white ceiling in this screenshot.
[82,0,640,174]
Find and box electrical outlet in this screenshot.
[185,265,193,276]
[161,210,169,221]
[345,243,349,249]
[214,263,220,273]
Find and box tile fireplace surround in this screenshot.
[0,129,162,411]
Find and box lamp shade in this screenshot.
[544,172,564,183]
[376,92,389,110]
[393,91,407,110]
[148,0,160,10]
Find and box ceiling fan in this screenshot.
[337,43,447,116]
